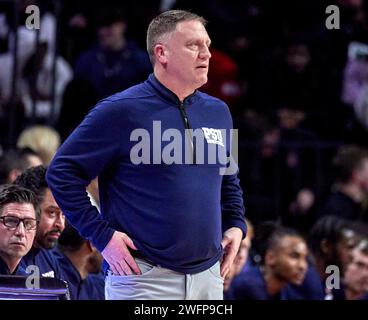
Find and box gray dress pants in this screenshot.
[105,258,224,300]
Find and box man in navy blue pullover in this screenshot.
[15,166,65,279]
[0,185,38,275]
[47,10,246,299]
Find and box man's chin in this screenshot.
[291,276,305,286]
[10,249,28,258]
[44,238,58,249]
[196,76,208,89]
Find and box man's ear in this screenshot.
[8,169,22,183]
[154,44,168,64]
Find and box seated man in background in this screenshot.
[54,222,105,300]
[14,166,65,279]
[231,223,308,300]
[308,215,363,280]
[319,145,368,222]
[0,184,39,275]
[332,239,368,300]
[0,150,28,185]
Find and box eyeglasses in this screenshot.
[0,216,38,231]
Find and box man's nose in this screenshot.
[54,214,65,230]
[200,46,211,59]
[14,221,26,237]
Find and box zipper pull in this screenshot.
[178,102,196,164]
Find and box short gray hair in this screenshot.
[146,10,207,65]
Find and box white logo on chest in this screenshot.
[41,270,55,278]
[201,127,224,147]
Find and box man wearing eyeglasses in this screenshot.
[0,184,39,275]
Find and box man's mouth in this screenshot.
[48,232,61,239]
[10,242,26,247]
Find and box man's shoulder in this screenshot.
[126,41,150,58]
[232,265,264,289]
[321,191,358,215]
[0,256,10,275]
[75,46,99,66]
[82,83,154,120]
[20,247,61,278]
[96,82,155,108]
[197,90,228,108]
[36,247,59,264]
[232,266,269,299]
[196,91,233,125]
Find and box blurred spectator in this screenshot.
[160,0,177,12]
[20,42,73,124]
[308,216,362,281]
[338,239,368,300]
[18,147,43,168]
[54,222,105,300]
[0,184,39,275]
[231,223,308,300]
[319,145,368,221]
[283,257,326,300]
[253,38,323,127]
[201,48,245,111]
[342,42,368,107]
[287,188,316,232]
[73,7,151,101]
[0,6,73,125]
[354,82,368,131]
[57,6,153,140]
[0,149,32,184]
[6,1,57,56]
[58,0,97,64]
[17,125,60,165]
[0,10,8,52]
[341,42,368,141]
[14,165,65,279]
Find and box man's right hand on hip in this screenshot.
[102,231,141,275]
